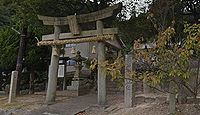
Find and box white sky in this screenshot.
[88,0,151,19]
[115,0,152,19]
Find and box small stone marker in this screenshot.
[143,79,153,94]
[8,71,18,103]
[124,54,134,107]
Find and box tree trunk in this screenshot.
[177,84,188,104]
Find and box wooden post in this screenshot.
[29,71,35,94]
[16,26,27,95]
[46,25,61,103]
[124,54,134,107]
[8,71,18,103]
[97,20,106,105]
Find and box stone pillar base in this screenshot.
[67,80,90,96]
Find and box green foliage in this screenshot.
[0,0,52,73]
[0,0,13,26]
[133,27,182,86]
[89,58,98,70]
[0,0,121,77]
[102,57,124,80]
[36,0,116,16]
[37,0,85,16]
[90,57,124,81]
[134,24,200,87]
[115,13,157,51]
[89,29,197,86]
[0,27,19,70]
[183,24,200,58]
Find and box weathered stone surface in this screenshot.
[143,80,153,94]
[124,54,134,107]
[38,3,122,25]
[8,71,18,103]
[42,28,118,40]
[67,15,80,35]
[45,26,61,104]
[38,4,122,105]
[67,80,90,96]
[97,20,106,105]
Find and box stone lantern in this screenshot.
[67,51,88,96]
[71,51,86,80]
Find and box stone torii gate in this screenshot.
[37,3,122,105]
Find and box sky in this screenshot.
[88,0,152,19]
[115,0,152,19]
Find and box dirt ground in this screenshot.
[81,102,200,115]
[0,93,71,115]
[75,102,200,115]
[1,92,200,115]
[79,93,200,115]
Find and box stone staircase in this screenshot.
[106,78,123,94]
[65,71,123,94]
[66,70,92,96]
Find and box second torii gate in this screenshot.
[37,3,122,105]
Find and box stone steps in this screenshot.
[106,79,122,93]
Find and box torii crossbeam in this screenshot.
[38,3,122,105]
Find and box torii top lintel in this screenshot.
[38,3,122,26]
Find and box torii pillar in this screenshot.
[97,20,106,105]
[37,3,122,105]
[46,26,61,103]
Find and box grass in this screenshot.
[0,94,44,110]
[0,102,26,109]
